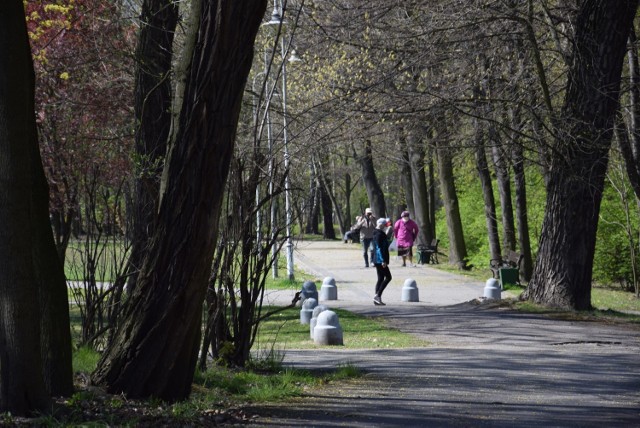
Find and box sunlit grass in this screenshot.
[592,286,640,312]
[73,346,101,373]
[193,361,361,403]
[254,306,429,350]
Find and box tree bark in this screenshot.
[343,155,353,230]
[0,1,52,415]
[509,108,533,282]
[427,153,437,240]
[407,131,432,246]
[618,28,640,201]
[320,184,335,239]
[313,156,344,236]
[358,140,387,218]
[436,140,468,269]
[475,118,501,261]
[489,125,516,253]
[127,0,179,294]
[626,26,640,161]
[305,166,320,234]
[92,0,268,401]
[400,146,415,216]
[31,85,74,399]
[524,0,638,310]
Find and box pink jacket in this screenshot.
[394,218,419,247]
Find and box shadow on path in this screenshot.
[249,241,640,427]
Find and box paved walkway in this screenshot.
[250,241,640,427]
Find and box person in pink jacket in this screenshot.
[394,211,419,267]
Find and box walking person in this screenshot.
[355,207,377,267]
[394,211,419,267]
[372,217,392,305]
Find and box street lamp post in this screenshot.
[266,0,296,281]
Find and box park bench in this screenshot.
[417,239,440,264]
[489,250,523,286]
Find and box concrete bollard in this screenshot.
[310,304,328,338]
[300,298,318,324]
[484,278,501,300]
[401,278,419,302]
[296,280,319,307]
[296,280,318,307]
[313,310,343,346]
[319,277,338,301]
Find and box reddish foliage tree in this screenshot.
[26,0,135,260]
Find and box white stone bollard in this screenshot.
[484,278,501,300]
[313,310,343,346]
[300,298,318,324]
[310,304,328,338]
[319,277,338,301]
[401,278,419,302]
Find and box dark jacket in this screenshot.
[372,228,390,265]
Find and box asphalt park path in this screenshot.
[250,240,640,427]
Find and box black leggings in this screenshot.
[374,264,392,297]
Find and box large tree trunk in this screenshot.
[436,140,468,269]
[427,153,437,240]
[474,118,501,261]
[305,166,320,234]
[407,131,432,246]
[359,140,387,218]
[92,0,268,401]
[31,90,74,399]
[400,145,415,216]
[313,156,345,236]
[509,106,533,282]
[626,27,640,161]
[126,0,179,294]
[358,140,387,218]
[320,184,335,239]
[343,154,353,230]
[0,2,52,415]
[523,0,638,310]
[619,27,640,201]
[489,125,516,253]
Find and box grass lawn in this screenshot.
[254,306,428,350]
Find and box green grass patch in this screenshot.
[254,306,429,350]
[193,360,362,404]
[592,286,640,312]
[73,346,101,373]
[264,255,319,290]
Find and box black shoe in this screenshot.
[373,295,385,305]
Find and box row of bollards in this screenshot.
[293,276,503,347]
[296,277,426,346]
[296,280,344,345]
[298,297,344,345]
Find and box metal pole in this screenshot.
[281,36,294,281]
[263,50,279,279]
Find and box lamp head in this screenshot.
[288,49,302,63]
[268,6,282,25]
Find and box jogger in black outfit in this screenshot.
[372,218,392,305]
